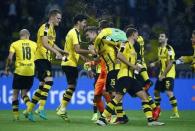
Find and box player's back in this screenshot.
[10,39,37,76]
[94,28,127,51]
[95,28,122,72]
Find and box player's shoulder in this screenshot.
[28,40,37,46]
[11,39,22,46]
[166,44,174,51]
[70,28,79,35]
[100,28,112,35]
[95,28,110,40]
[19,39,37,46]
[39,23,50,30]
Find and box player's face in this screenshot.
[85,31,96,42]
[159,34,167,43]
[79,20,87,30]
[53,13,62,26]
[191,34,195,46]
[133,32,138,41]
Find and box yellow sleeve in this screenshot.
[72,30,79,45]
[39,24,49,37]
[118,42,126,53]
[167,47,175,60]
[137,36,144,45]
[181,56,193,63]
[94,28,111,49]
[33,42,38,52]
[101,39,120,47]
[94,33,103,50]
[9,43,15,53]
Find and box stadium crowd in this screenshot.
[0,0,195,127]
[0,0,194,62]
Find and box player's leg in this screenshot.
[92,95,104,121]
[21,89,30,110]
[135,68,159,117]
[57,66,78,121]
[92,80,104,121]
[102,90,111,103]
[107,70,127,123]
[21,75,33,113]
[25,82,44,122]
[12,89,20,121]
[96,93,122,126]
[37,71,53,120]
[94,76,107,119]
[27,60,48,114]
[96,76,128,126]
[97,77,130,126]
[129,78,164,126]
[91,73,99,121]
[139,67,153,90]
[12,74,21,121]
[154,80,162,108]
[105,71,118,122]
[165,78,179,118]
[136,90,164,126]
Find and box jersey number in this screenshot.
[22,47,31,60]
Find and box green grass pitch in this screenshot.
[0,110,195,131]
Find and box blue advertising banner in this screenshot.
[0,76,195,110]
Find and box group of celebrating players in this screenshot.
[4,8,195,126]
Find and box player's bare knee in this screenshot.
[136,90,148,100]
[12,89,19,99]
[68,84,75,89]
[114,93,122,102]
[44,76,53,82]
[166,90,173,97]
[44,72,53,86]
[21,89,28,97]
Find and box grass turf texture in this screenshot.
[0,110,194,131]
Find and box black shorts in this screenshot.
[106,70,119,92]
[116,77,143,96]
[134,73,145,87]
[35,59,52,81]
[62,66,78,85]
[154,77,174,92]
[13,73,34,90]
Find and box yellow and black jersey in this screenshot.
[35,23,56,61]
[94,28,122,53]
[100,43,120,72]
[135,35,147,67]
[9,39,37,76]
[61,28,81,67]
[94,28,121,72]
[158,44,176,78]
[117,42,137,79]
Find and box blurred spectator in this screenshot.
[0,0,194,77]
